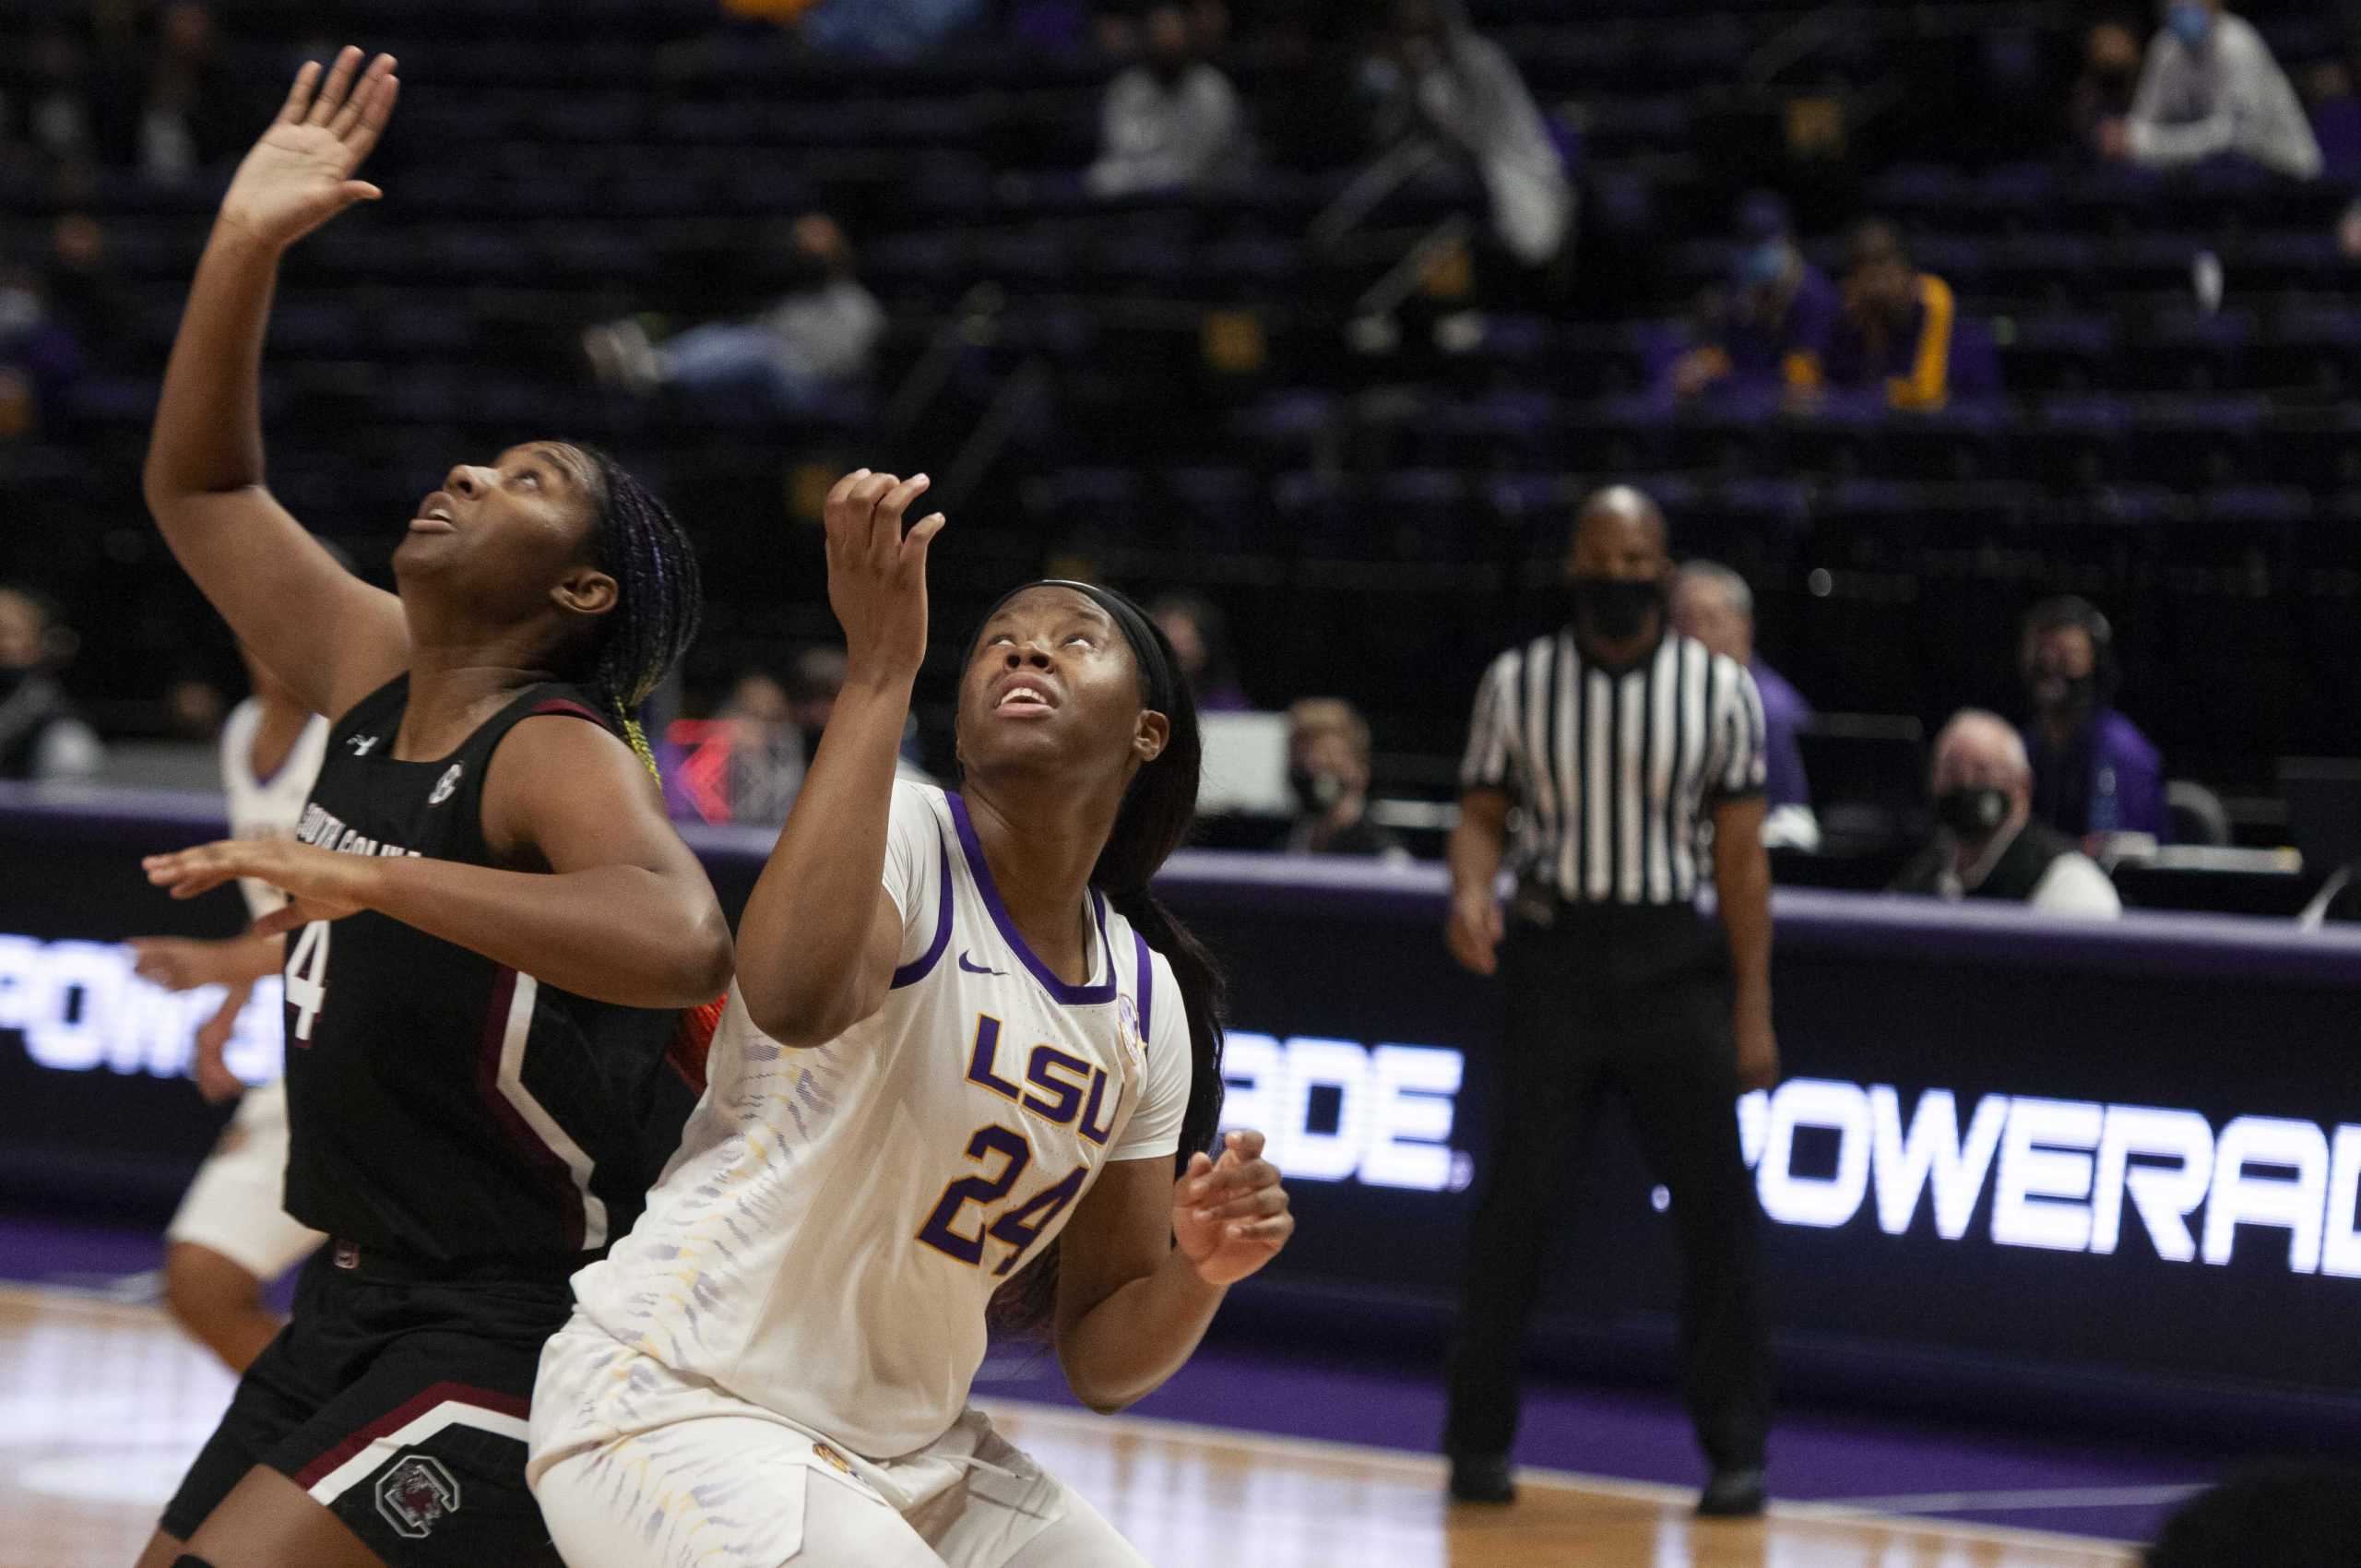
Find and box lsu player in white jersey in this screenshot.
[130,640,330,1372]
[529,469,1295,1566]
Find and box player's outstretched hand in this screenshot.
[219,46,398,250]
[143,838,367,929]
[191,983,254,1105]
[129,935,238,992]
[822,469,947,687]
[1173,1129,1293,1287]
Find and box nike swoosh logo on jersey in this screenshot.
[958,951,1007,977]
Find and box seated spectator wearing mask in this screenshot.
[2097,0,2321,179]
[1665,193,1840,405]
[1823,220,2001,412]
[1672,562,1817,850]
[1893,711,2121,916]
[1285,698,1410,861]
[1085,2,1244,198]
[2019,597,2167,842]
[0,585,103,784]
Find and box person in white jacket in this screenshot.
[2101,0,2321,179]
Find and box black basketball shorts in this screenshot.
[161,1248,573,1566]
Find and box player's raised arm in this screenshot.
[736,469,946,1047]
[144,47,409,721]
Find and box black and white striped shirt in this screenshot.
[1460,631,1767,905]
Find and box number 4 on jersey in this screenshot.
[285,920,331,1042]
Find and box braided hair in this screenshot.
[564,445,703,780]
[971,582,1227,1336]
[557,446,723,1068]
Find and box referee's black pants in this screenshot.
[1442,905,1771,1470]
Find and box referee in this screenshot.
[1442,485,1776,1518]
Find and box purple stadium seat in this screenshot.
[2198,485,2313,526]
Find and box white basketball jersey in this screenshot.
[219,697,332,921]
[571,781,1190,1458]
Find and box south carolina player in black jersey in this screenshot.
[128,49,732,1568]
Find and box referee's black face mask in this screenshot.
[1566,575,1664,643]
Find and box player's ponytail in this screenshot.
[984,582,1226,1336]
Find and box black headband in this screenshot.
[977,579,1177,716]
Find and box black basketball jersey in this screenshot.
[279,676,700,1271]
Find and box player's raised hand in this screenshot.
[822,469,947,687]
[219,47,399,250]
[1173,1129,1294,1287]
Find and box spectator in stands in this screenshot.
[1285,698,1410,861]
[1149,592,1251,711]
[1673,562,1818,850]
[0,586,104,783]
[584,215,884,417]
[1085,2,1244,197]
[1893,710,2121,916]
[716,669,806,826]
[2019,596,2168,843]
[783,645,850,762]
[1663,193,1840,405]
[2303,59,2361,179]
[1367,0,1572,267]
[2070,18,2147,159]
[125,4,239,183]
[0,264,85,434]
[1823,220,2001,411]
[12,29,99,171]
[2097,0,2321,179]
[44,213,117,345]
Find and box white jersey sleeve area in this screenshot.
[880,779,954,977]
[1107,947,1190,1163]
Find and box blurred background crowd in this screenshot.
[6,0,2361,920]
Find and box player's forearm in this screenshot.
[737,674,913,1044]
[221,927,289,984]
[1058,1248,1228,1414]
[145,223,283,510]
[356,857,730,1007]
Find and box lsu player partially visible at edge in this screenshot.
[528,469,1295,1566]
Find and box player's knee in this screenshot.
[162,1242,261,1324]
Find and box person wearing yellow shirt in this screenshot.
[1823,220,2000,410]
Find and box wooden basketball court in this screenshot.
[0,1287,2136,1567]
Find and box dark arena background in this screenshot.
[5,0,2361,1563]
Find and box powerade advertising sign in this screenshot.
[1738,1082,2361,1280]
[4,790,2359,1410]
[0,933,284,1085]
[1213,1032,2361,1283]
[10,942,2359,1289]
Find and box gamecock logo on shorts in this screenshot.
[374,1454,462,1538]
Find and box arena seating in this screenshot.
[3,0,2354,795]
